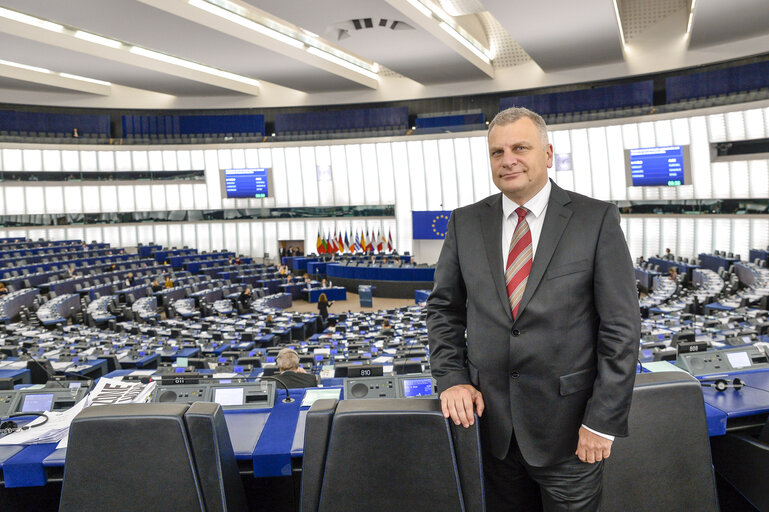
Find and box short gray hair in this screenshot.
[488,106,549,147]
[276,348,300,371]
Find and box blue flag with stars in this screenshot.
[412,211,452,239]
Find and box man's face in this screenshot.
[488,117,553,205]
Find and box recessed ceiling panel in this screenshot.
[0,0,367,93]
[689,0,769,49]
[251,0,489,83]
[484,0,624,71]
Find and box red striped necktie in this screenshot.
[505,207,532,319]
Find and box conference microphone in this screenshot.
[259,375,294,403]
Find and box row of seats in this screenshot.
[501,81,654,116]
[121,114,265,138]
[274,106,408,134]
[666,59,769,103]
[0,111,110,136]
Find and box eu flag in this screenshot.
[412,210,452,239]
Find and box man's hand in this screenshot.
[440,384,484,428]
[575,426,612,463]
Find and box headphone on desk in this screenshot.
[0,412,49,435]
[699,377,745,392]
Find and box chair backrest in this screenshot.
[184,402,248,512]
[302,398,484,512]
[600,371,718,512]
[59,403,206,512]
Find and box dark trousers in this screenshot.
[483,432,604,512]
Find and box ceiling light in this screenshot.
[60,73,111,86]
[190,0,378,79]
[306,48,379,81]
[405,0,491,63]
[74,30,122,49]
[611,0,626,45]
[129,46,261,87]
[189,0,304,49]
[0,6,64,32]
[0,59,51,74]
[438,22,490,64]
[687,0,697,34]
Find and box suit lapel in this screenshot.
[480,194,513,322]
[515,181,573,321]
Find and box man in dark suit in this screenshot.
[275,348,318,389]
[426,107,639,511]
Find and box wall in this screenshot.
[0,102,767,262]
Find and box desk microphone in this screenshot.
[259,375,293,403]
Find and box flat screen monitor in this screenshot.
[624,145,692,187]
[21,393,54,412]
[402,377,433,397]
[220,168,272,198]
[213,387,244,406]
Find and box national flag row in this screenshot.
[316,229,395,254]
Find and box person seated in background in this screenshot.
[379,319,395,337]
[124,272,135,287]
[151,278,162,292]
[265,314,274,326]
[234,255,242,265]
[320,278,332,288]
[275,348,318,388]
[238,287,252,310]
[68,266,78,278]
[0,282,8,296]
[164,275,174,288]
[668,267,679,281]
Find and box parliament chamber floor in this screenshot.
[0,239,767,511]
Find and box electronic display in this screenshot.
[213,387,244,406]
[726,351,751,369]
[624,145,692,187]
[21,393,54,412]
[402,378,433,397]
[222,168,271,198]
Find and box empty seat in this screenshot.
[600,371,718,511]
[302,398,483,512]
[59,402,247,512]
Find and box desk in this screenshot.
[699,253,738,273]
[303,287,347,303]
[0,368,30,385]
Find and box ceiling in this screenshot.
[0,0,767,110]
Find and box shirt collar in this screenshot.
[501,179,552,219]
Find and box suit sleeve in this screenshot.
[582,204,640,437]
[426,212,470,394]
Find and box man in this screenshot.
[275,348,318,388]
[426,107,639,511]
[238,287,252,311]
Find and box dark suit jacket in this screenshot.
[276,370,318,389]
[426,180,640,467]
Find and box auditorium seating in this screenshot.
[60,402,247,512]
[274,106,408,141]
[302,398,484,512]
[414,110,486,134]
[121,113,265,143]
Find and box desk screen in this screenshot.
[21,393,54,412]
[624,145,691,187]
[221,168,272,198]
[214,387,244,406]
[402,378,433,397]
[727,351,751,369]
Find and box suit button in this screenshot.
[512,329,520,336]
[511,371,520,379]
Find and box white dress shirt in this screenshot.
[500,180,614,442]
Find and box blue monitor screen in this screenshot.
[402,378,433,397]
[223,168,270,198]
[625,146,691,187]
[21,393,54,412]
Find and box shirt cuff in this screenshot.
[582,424,615,441]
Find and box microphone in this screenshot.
[259,375,294,403]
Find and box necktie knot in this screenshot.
[515,207,528,221]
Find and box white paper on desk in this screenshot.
[50,361,73,371]
[0,397,87,447]
[0,361,28,370]
[129,370,156,377]
[87,377,156,407]
[301,388,341,407]
[372,356,393,364]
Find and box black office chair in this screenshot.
[302,398,484,512]
[60,402,247,512]
[600,371,718,511]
